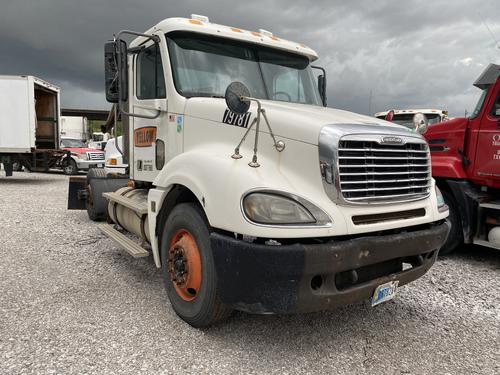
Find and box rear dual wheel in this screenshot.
[160,203,231,327]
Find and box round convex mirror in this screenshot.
[225,82,251,114]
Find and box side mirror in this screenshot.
[385,110,395,122]
[413,112,429,134]
[318,75,327,107]
[225,82,251,114]
[312,66,327,107]
[104,40,128,103]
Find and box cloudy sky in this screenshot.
[1,0,499,116]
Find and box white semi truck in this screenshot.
[0,75,65,175]
[68,15,450,327]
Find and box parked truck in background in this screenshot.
[88,131,109,150]
[0,75,66,176]
[59,137,105,175]
[375,109,449,130]
[422,63,500,254]
[60,115,88,141]
[104,135,127,175]
[68,15,449,327]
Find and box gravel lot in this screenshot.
[0,171,499,375]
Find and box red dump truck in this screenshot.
[424,63,500,254]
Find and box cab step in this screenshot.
[473,239,500,251]
[98,223,150,258]
[102,191,148,215]
[479,201,500,210]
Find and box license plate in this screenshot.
[98,164,103,168]
[371,280,399,306]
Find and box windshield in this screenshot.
[469,88,489,119]
[61,138,86,148]
[166,32,322,106]
[92,134,104,141]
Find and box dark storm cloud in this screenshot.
[1,0,499,115]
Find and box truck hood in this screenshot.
[185,98,417,145]
[63,147,103,153]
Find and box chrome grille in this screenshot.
[338,139,431,203]
[87,152,105,161]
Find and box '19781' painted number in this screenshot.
[222,109,251,128]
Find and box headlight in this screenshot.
[435,186,448,213]
[73,153,88,160]
[242,191,331,226]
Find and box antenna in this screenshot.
[478,12,500,49]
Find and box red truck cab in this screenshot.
[425,63,500,253]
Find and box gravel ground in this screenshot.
[0,171,499,375]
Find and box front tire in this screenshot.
[439,190,463,255]
[160,203,232,327]
[63,158,78,175]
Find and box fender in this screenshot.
[436,179,483,243]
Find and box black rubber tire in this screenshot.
[86,170,128,222]
[438,190,463,256]
[87,167,107,179]
[86,168,107,221]
[160,203,232,327]
[63,158,78,175]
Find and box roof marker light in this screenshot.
[190,14,209,23]
[231,27,242,33]
[189,19,203,25]
[259,29,273,37]
[251,31,261,37]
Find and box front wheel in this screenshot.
[62,158,78,175]
[160,203,232,327]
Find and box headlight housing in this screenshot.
[242,191,331,226]
[73,153,88,160]
[435,186,448,213]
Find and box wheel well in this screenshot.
[155,185,205,247]
[436,178,478,243]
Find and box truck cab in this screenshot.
[423,63,500,253]
[59,137,105,175]
[69,15,449,327]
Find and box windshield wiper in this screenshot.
[182,91,225,99]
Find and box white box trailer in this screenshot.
[60,115,88,141]
[0,75,65,176]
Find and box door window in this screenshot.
[490,89,500,117]
[136,44,166,100]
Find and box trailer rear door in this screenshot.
[0,76,33,152]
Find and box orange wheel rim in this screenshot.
[167,229,202,301]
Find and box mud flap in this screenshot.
[67,176,86,209]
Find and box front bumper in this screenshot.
[75,159,105,170]
[211,220,450,314]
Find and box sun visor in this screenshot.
[473,63,500,89]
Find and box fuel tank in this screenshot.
[107,187,150,243]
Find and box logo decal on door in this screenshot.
[134,126,157,147]
[492,134,500,146]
